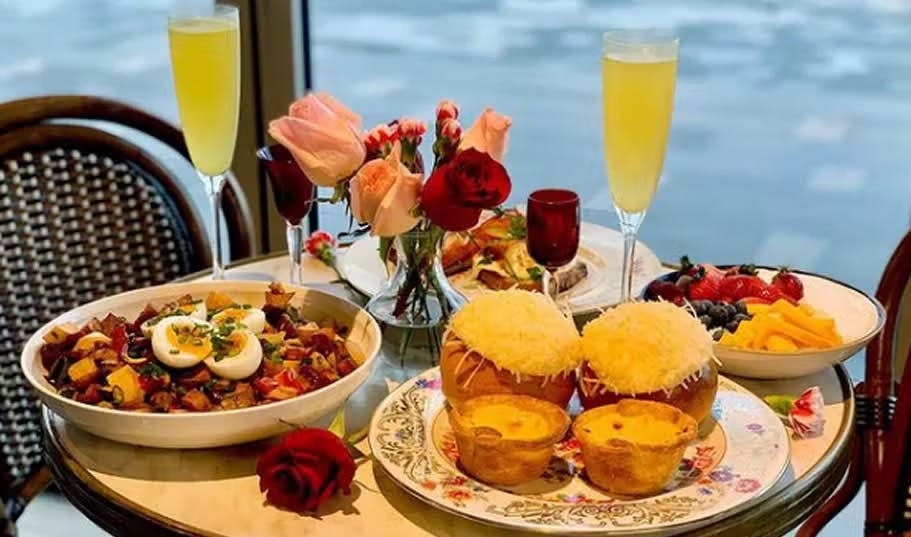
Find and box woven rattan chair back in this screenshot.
[0,95,254,510]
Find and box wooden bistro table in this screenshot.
[42,253,855,537]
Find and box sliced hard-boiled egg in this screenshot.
[204,329,263,380]
[210,306,266,334]
[141,300,207,337]
[151,316,213,369]
[73,332,112,353]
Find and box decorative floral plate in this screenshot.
[369,368,790,535]
[338,220,665,316]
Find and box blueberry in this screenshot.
[735,301,748,315]
[712,330,723,341]
[698,314,713,328]
[709,304,729,323]
[690,300,708,315]
[733,313,750,323]
[725,321,740,333]
[723,303,738,318]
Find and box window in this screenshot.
[310,0,911,375]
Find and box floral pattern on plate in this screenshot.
[369,368,790,535]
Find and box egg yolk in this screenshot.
[166,324,213,358]
[215,308,246,325]
[213,331,248,359]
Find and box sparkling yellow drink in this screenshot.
[168,13,240,176]
[602,55,677,214]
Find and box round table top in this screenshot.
[42,253,856,537]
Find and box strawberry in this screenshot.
[719,274,767,301]
[772,267,804,301]
[755,285,795,304]
[646,280,685,304]
[687,266,724,301]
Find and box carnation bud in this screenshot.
[436,99,459,122]
[441,118,461,141]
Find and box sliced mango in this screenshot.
[765,334,799,352]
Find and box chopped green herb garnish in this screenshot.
[527,266,543,281]
[139,362,166,377]
[169,349,179,355]
[507,214,526,239]
[478,254,494,265]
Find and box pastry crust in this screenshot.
[440,337,576,410]
[573,399,697,495]
[578,360,718,424]
[449,394,570,486]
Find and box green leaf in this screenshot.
[527,266,544,281]
[764,395,796,416]
[328,405,346,440]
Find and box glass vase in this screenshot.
[366,228,466,329]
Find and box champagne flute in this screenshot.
[526,189,581,300]
[256,144,316,285]
[602,30,678,301]
[168,4,241,280]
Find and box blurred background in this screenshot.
[3,0,909,534]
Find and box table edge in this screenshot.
[41,364,855,537]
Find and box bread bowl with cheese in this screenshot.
[441,290,580,409]
[578,301,718,424]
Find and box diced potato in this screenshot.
[44,323,80,344]
[765,334,799,352]
[67,358,100,388]
[205,291,235,312]
[106,366,145,408]
[296,321,320,340]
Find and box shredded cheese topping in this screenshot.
[448,290,581,377]
[581,301,715,394]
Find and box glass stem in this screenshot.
[286,221,304,285]
[620,230,637,303]
[203,173,227,280]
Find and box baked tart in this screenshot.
[441,290,580,409]
[578,301,718,423]
[449,394,571,486]
[573,399,697,495]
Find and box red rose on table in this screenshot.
[256,428,355,513]
[420,148,511,231]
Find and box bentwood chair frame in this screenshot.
[799,229,911,536]
[0,95,255,536]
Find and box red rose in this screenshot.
[256,428,355,513]
[420,166,483,231]
[444,148,510,208]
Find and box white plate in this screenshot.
[338,221,665,316]
[21,281,382,448]
[712,268,885,379]
[369,368,790,535]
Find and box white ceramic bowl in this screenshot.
[21,281,382,448]
[713,269,885,379]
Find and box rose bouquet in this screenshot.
[269,94,513,331]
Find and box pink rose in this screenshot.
[458,108,512,163]
[789,387,825,439]
[436,99,459,122]
[349,142,421,237]
[268,93,365,187]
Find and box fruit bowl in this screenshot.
[642,265,885,379]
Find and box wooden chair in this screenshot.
[798,229,911,536]
[0,95,255,536]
